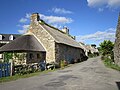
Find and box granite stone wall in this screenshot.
[26,52,46,64]
[28,14,56,63]
[114,15,120,66]
[55,43,85,63]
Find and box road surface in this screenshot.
[1,56,120,90]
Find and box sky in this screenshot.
[0,0,120,46]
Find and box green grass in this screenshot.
[0,69,56,83]
[103,57,120,71]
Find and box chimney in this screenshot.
[73,36,76,40]
[31,13,40,23]
[62,26,69,34]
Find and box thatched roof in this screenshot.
[0,35,46,53]
[40,22,81,48]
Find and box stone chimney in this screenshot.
[62,26,69,34]
[73,36,76,40]
[31,13,40,23]
[28,13,40,33]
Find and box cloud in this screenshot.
[18,25,29,34]
[52,24,63,29]
[108,0,120,8]
[76,28,116,45]
[50,8,73,14]
[19,18,27,23]
[87,0,120,10]
[98,8,104,12]
[25,13,31,18]
[87,0,107,7]
[39,13,73,24]
[19,13,31,23]
[18,13,73,34]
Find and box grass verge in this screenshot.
[0,69,56,83]
[103,57,120,71]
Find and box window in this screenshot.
[29,53,34,59]
[0,54,3,59]
[9,35,14,40]
[0,35,2,40]
[37,53,40,59]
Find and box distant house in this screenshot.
[0,13,87,65]
[0,34,20,47]
[85,44,99,55]
[0,34,20,59]
[79,42,99,56]
[79,42,89,56]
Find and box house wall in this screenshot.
[26,52,46,64]
[55,43,85,63]
[13,53,27,65]
[28,14,55,63]
[12,52,46,65]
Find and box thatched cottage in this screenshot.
[114,14,120,66]
[0,13,86,65]
[0,34,46,65]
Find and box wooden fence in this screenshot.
[0,63,11,78]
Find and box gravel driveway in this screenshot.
[1,56,120,90]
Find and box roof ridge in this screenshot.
[39,20,75,39]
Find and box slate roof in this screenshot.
[0,35,46,52]
[0,34,21,41]
[40,22,82,48]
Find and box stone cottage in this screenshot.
[27,13,86,64]
[0,34,46,65]
[79,42,99,56]
[114,14,120,66]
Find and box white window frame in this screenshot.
[0,35,2,40]
[9,35,14,40]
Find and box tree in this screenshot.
[99,40,114,56]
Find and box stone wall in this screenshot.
[11,52,46,65]
[26,52,46,64]
[28,14,56,63]
[114,14,120,66]
[114,39,120,66]
[55,43,85,63]
[13,53,27,65]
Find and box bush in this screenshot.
[60,60,68,68]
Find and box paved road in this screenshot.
[1,56,120,90]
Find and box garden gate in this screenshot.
[0,63,11,78]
